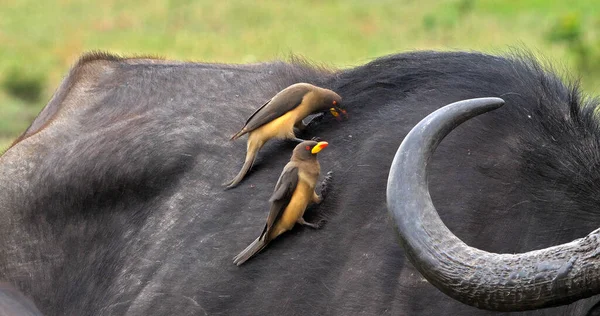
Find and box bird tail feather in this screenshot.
[230,128,246,141]
[223,138,261,189]
[233,237,267,266]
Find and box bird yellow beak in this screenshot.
[311,141,328,154]
[330,107,348,121]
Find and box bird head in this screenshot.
[324,92,347,121]
[293,140,329,160]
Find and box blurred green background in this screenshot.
[1,0,600,151]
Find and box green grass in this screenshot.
[1,0,599,149]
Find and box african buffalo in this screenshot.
[2,50,600,315]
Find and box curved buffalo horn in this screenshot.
[387,97,600,311]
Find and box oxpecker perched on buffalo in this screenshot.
[224,83,345,189]
[233,140,331,266]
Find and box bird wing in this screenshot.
[242,86,310,133]
[259,165,299,239]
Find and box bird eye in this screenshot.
[332,100,337,105]
[305,145,311,151]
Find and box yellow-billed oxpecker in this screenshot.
[224,83,345,189]
[233,140,331,266]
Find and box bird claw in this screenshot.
[304,218,327,229]
[315,219,327,229]
[319,171,333,200]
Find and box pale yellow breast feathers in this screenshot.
[251,111,296,140]
[251,90,318,141]
[269,168,318,239]
[295,91,319,119]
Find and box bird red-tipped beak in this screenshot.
[311,141,329,154]
[330,107,348,121]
